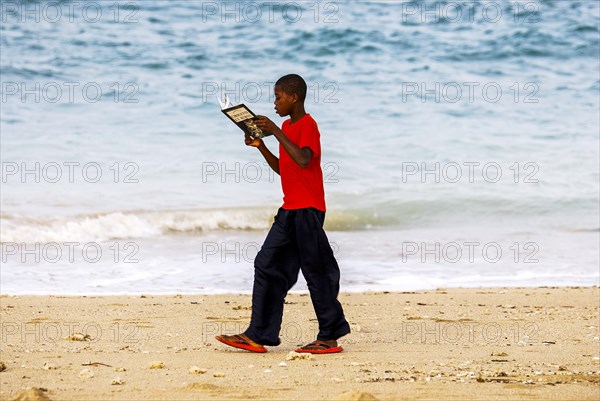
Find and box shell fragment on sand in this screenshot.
[149,362,165,369]
[189,366,208,374]
[286,351,315,361]
[78,369,94,379]
[111,377,125,385]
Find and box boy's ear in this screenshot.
[291,93,299,103]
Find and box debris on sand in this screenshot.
[189,366,208,374]
[286,351,314,361]
[149,362,165,369]
[42,362,57,370]
[65,333,92,342]
[78,369,94,379]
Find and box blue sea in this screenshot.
[1,0,598,294]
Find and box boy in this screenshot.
[215,74,350,354]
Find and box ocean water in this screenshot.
[1,0,598,294]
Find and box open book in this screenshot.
[218,94,272,140]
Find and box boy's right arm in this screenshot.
[245,135,279,175]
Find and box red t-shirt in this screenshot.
[279,114,326,212]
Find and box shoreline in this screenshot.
[4,283,599,297]
[1,286,599,400]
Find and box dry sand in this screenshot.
[1,287,599,400]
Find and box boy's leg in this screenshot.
[295,208,351,341]
[244,208,300,346]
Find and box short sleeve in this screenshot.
[298,118,320,159]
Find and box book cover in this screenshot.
[218,94,272,140]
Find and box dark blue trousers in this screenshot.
[244,207,351,346]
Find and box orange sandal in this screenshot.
[215,334,267,353]
[295,340,343,354]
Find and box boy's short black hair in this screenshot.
[275,74,307,102]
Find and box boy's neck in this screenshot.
[288,105,306,124]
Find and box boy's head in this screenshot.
[273,74,307,117]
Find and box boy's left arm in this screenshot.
[254,116,312,169]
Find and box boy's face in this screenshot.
[274,85,296,117]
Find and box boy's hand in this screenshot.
[245,134,262,148]
[253,116,278,134]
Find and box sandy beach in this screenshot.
[1,287,598,400]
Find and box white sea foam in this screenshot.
[0,208,274,243]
